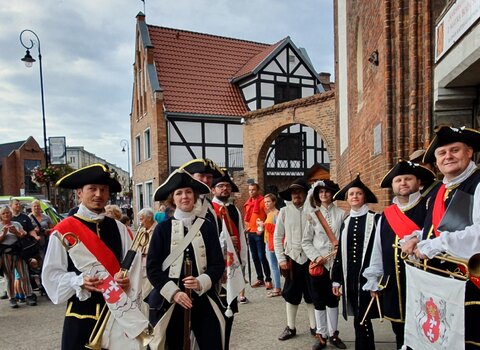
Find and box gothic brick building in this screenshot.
[334,0,480,207]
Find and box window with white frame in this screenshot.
[145,181,153,209]
[136,183,144,213]
[135,135,141,164]
[144,128,151,160]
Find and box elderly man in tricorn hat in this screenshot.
[402,125,480,349]
[42,164,150,350]
[274,178,317,341]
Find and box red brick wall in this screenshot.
[334,0,436,210]
[0,137,45,196]
[242,92,337,207]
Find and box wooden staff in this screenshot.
[183,249,193,350]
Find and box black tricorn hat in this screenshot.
[211,169,239,192]
[279,177,310,201]
[333,174,378,204]
[153,169,210,201]
[423,125,480,163]
[380,159,436,188]
[179,158,224,178]
[55,163,122,193]
[313,180,340,201]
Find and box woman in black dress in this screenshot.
[147,169,225,350]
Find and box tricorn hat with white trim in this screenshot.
[423,125,480,163]
[55,163,122,193]
[380,159,436,188]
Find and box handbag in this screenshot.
[308,261,325,277]
[14,235,40,260]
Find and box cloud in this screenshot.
[0,0,334,171]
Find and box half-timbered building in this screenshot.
[131,13,331,212]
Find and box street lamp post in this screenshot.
[120,139,132,203]
[20,29,50,200]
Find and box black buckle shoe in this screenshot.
[329,330,347,349]
[312,334,327,350]
[278,326,296,341]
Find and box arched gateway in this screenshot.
[242,91,336,194]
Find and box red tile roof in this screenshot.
[148,26,273,117]
[232,38,287,82]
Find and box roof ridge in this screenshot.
[147,24,271,47]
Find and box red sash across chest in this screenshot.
[431,184,448,237]
[383,204,420,240]
[213,202,240,250]
[55,217,121,276]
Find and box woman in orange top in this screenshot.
[262,193,281,297]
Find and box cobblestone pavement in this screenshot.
[1,276,396,350]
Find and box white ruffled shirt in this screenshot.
[417,161,480,259]
[41,204,131,304]
[363,192,422,291]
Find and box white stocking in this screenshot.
[327,306,339,336]
[286,302,298,329]
[314,309,327,336]
[306,303,316,329]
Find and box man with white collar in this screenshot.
[211,170,248,349]
[402,125,480,349]
[363,160,435,349]
[42,164,148,350]
[274,178,317,341]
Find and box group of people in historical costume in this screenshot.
[38,124,480,350]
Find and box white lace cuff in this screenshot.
[399,229,422,245]
[73,274,91,301]
[195,274,212,296]
[417,238,444,259]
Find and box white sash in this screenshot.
[54,232,150,341]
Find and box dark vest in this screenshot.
[65,215,123,319]
[380,197,429,322]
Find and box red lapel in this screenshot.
[432,184,447,237]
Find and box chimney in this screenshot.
[318,72,331,85]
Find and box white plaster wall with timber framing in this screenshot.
[239,45,318,111]
[167,116,243,172]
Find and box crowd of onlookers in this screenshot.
[0,198,54,308]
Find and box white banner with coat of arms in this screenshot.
[404,263,466,349]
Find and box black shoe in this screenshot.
[0,291,8,300]
[329,330,347,349]
[26,295,37,306]
[312,334,327,350]
[310,327,317,336]
[9,298,18,309]
[278,326,296,341]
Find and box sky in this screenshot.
[0,0,334,173]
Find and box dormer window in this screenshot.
[275,83,301,104]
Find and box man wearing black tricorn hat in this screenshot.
[274,178,317,341]
[179,158,224,234]
[210,169,248,349]
[42,164,149,350]
[401,125,480,349]
[363,159,435,349]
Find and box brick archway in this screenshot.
[243,91,336,190]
